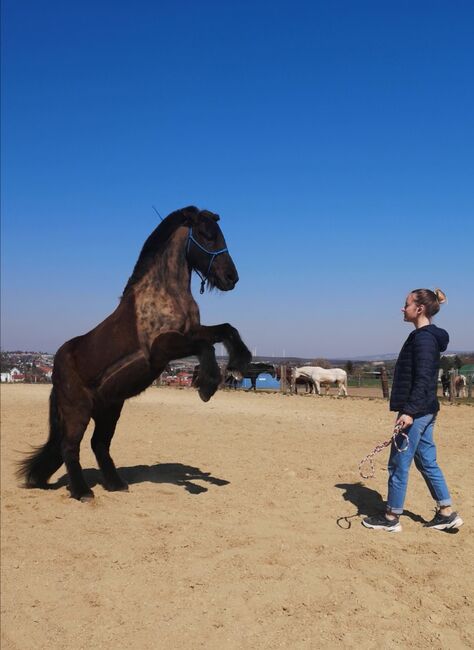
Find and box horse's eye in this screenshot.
[200,227,215,242]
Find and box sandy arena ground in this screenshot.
[1,384,473,649]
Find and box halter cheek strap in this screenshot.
[186,228,229,294]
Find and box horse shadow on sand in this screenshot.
[335,482,444,530]
[52,463,229,496]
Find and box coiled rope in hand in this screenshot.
[359,424,409,479]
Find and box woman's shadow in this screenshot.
[53,463,229,495]
[335,482,427,529]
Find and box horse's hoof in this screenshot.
[78,492,95,502]
[198,389,212,402]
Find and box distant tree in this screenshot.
[440,356,454,373]
[311,358,332,369]
[345,360,354,375]
[454,355,463,370]
[1,353,12,373]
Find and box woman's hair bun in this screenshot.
[434,288,447,304]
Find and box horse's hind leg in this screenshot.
[91,402,128,492]
[59,397,94,501]
[338,381,348,397]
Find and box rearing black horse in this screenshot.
[17,206,251,501]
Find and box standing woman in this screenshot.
[363,288,463,533]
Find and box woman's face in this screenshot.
[402,293,421,322]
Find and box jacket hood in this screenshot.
[421,324,449,352]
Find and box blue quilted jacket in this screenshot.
[390,324,449,417]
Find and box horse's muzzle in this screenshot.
[219,271,239,291]
[211,255,239,291]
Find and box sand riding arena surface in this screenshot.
[1,385,473,649]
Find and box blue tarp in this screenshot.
[240,373,280,390]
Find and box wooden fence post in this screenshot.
[380,367,389,400]
[291,367,296,395]
[449,374,456,403]
[468,374,473,399]
[280,364,288,394]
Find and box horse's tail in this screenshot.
[16,387,64,488]
[341,371,349,395]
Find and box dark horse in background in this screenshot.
[17,206,252,501]
[226,362,276,391]
[192,361,275,391]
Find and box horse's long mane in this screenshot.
[122,206,199,296]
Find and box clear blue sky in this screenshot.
[2,1,473,358]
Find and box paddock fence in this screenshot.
[277,365,473,402]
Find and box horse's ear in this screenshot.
[180,206,200,226]
[200,210,220,222]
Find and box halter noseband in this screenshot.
[186,228,228,294]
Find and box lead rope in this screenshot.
[358,424,409,480]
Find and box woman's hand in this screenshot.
[396,414,413,430]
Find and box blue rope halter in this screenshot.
[186,228,228,294]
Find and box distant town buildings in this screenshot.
[0,352,54,383]
[1,350,472,386]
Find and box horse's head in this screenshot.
[183,207,239,292]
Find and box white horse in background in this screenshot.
[295,366,348,396]
[455,374,467,398]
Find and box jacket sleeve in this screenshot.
[402,331,439,416]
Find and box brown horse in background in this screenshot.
[275,365,314,393]
[17,206,251,501]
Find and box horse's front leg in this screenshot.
[150,332,221,403]
[191,323,251,374]
[194,343,221,402]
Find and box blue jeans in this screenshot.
[387,413,452,515]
